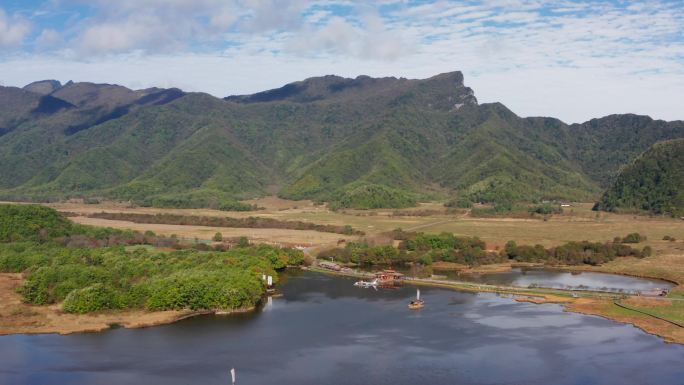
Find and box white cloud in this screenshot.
[0,8,31,48]
[1,0,683,123]
[35,28,63,49]
[288,10,416,61]
[78,12,193,54]
[67,0,311,54]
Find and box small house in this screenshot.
[373,269,404,284]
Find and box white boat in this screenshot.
[354,278,379,288]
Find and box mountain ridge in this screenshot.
[0,71,682,210]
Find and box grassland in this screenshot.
[40,199,684,254]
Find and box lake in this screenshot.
[1,271,683,385]
[393,265,675,293]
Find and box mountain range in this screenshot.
[0,72,682,211]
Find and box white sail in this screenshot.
[417,289,420,300]
[231,368,236,384]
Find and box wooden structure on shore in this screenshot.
[373,269,404,284]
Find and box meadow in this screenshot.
[40,199,684,255]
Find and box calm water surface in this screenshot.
[1,271,683,385]
[395,266,675,293]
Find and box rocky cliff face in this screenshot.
[23,80,63,95]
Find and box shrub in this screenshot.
[63,284,120,313]
[237,237,250,248]
[529,204,563,215]
[445,196,473,209]
[621,233,646,243]
[213,232,223,242]
[642,246,653,257]
[329,183,417,210]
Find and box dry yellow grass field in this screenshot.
[45,199,684,253]
[71,216,346,247]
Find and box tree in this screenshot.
[213,232,223,242]
[237,236,250,248]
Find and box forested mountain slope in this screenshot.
[594,139,684,216]
[0,71,682,209]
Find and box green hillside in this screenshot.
[594,139,684,216]
[0,72,682,209]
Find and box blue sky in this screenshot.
[1,0,683,123]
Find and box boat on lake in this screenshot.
[354,278,379,288]
[408,288,424,310]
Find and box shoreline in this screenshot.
[305,266,684,345]
[548,263,681,286]
[0,273,258,336]
[2,266,682,343]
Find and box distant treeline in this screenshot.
[1,204,262,251]
[0,204,147,244]
[84,212,364,235]
[319,231,651,267]
[320,233,501,266]
[502,239,650,265]
[467,203,565,218]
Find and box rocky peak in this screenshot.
[23,80,62,95]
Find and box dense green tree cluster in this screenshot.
[328,183,418,210]
[320,231,650,268]
[502,239,650,266]
[0,204,178,248]
[0,204,76,242]
[594,139,684,216]
[0,204,303,314]
[402,233,486,251]
[135,189,256,211]
[0,243,304,313]
[319,233,501,266]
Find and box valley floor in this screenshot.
[2,197,684,341]
[40,198,684,254]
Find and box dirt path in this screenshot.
[404,219,455,232]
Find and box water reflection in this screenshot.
[388,265,674,293]
[1,271,683,385]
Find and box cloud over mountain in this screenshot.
[0,1,683,123]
